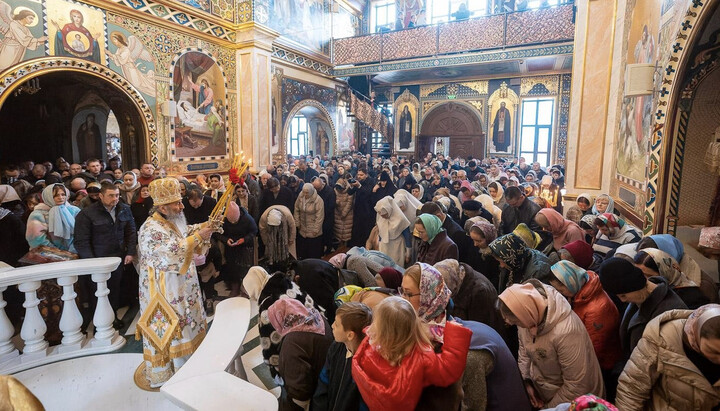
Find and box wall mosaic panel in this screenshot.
[505,5,575,46]
[520,75,559,96]
[556,73,571,164]
[437,15,504,54]
[110,0,236,42]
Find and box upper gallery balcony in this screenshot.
[332,2,575,70]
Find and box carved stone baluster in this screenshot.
[18,281,48,357]
[90,273,116,346]
[0,286,19,361]
[57,276,84,352]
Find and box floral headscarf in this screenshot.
[267,298,325,337]
[41,183,77,240]
[641,248,697,288]
[416,263,452,343]
[683,303,720,352]
[472,219,497,244]
[571,394,618,411]
[417,214,443,244]
[512,223,541,249]
[489,233,532,273]
[551,260,589,295]
[433,259,465,296]
[334,285,364,305]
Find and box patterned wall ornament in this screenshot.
[556,73,571,164]
[520,75,559,96]
[109,0,236,41]
[0,57,158,165]
[420,85,445,98]
[423,101,441,113]
[646,0,712,233]
[272,46,333,76]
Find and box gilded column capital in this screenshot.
[235,23,280,52]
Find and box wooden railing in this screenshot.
[0,257,125,374]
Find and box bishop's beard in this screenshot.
[165,208,188,234]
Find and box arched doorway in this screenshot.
[651,0,720,234]
[282,100,337,158]
[0,57,154,168]
[417,102,485,159]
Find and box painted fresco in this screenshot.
[172,51,227,158]
[261,0,330,54]
[45,0,106,64]
[281,77,335,126]
[396,0,425,29]
[0,0,45,72]
[107,24,156,103]
[394,89,419,153]
[71,107,107,162]
[178,0,211,14]
[615,0,661,184]
[487,82,519,155]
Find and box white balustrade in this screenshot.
[0,257,125,374]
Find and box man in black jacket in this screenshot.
[500,186,542,235]
[294,159,319,182]
[183,188,217,225]
[260,177,294,215]
[74,182,137,329]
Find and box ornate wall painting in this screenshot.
[310,120,332,156]
[177,0,211,14]
[396,0,425,30]
[0,0,46,72]
[45,0,106,65]
[172,51,227,159]
[487,82,519,155]
[106,24,156,106]
[262,0,330,55]
[71,106,107,162]
[615,0,662,185]
[394,89,419,152]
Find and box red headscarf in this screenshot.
[561,240,594,269]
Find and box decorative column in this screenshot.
[57,275,84,352]
[235,23,279,170]
[0,286,19,361]
[18,281,48,358]
[90,273,117,346]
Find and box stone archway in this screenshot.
[0,57,157,165]
[281,99,337,158]
[418,101,484,159]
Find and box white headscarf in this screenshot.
[243,266,270,301]
[375,196,410,243]
[393,189,421,225]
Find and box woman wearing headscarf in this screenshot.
[294,183,324,259]
[371,171,397,205]
[243,267,323,380]
[466,218,501,288]
[576,193,594,217]
[524,170,538,183]
[458,180,475,203]
[333,177,354,249]
[579,213,599,244]
[414,214,458,265]
[346,246,405,272]
[26,183,81,252]
[212,201,257,297]
[592,214,641,258]
[498,280,605,408]
[488,181,506,209]
[374,196,411,267]
[591,194,619,216]
[489,233,551,291]
[549,261,621,391]
[130,185,153,231]
[535,208,585,251]
[0,184,25,220]
[616,304,720,410]
[411,163,422,182]
[234,182,259,223]
[268,298,332,410]
[402,263,532,411]
[634,248,709,309]
[559,239,594,270]
[118,171,140,204]
[637,234,719,303]
[598,257,687,360]
[259,205,296,271]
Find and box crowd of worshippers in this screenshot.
[1,152,720,410]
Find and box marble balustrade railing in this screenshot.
[0,257,126,374]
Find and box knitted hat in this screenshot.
[561,240,594,269]
[377,267,403,290]
[599,257,647,295]
[148,178,182,206]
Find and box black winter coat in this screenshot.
[74,201,137,259]
[312,341,365,411]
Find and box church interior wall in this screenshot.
[0,0,239,175]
